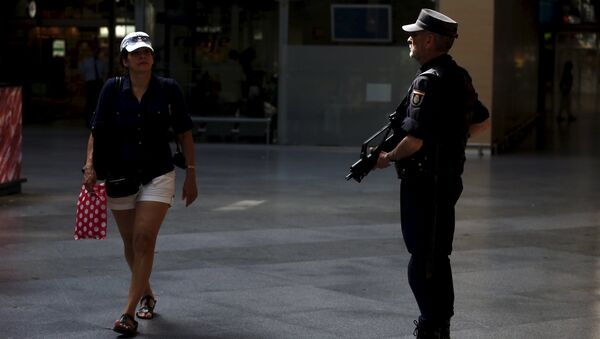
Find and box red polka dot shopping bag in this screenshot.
[74,183,108,240]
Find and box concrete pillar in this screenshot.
[439,0,494,145]
[277,0,289,144]
[135,0,147,31]
[231,5,240,50]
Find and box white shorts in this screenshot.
[107,171,175,210]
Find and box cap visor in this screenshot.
[402,23,424,32]
[125,42,154,52]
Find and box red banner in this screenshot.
[0,87,23,185]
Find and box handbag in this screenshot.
[168,100,187,169]
[172,140,187,169]
[74,183,108,240]
[106,174,141,198]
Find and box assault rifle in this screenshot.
[345,112,404,183]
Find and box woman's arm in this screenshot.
[82,133,97,192]
[177,130,197,206]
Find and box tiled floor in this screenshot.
[1,112,599,338]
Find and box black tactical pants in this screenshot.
[400,174,463,326]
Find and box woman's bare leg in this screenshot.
[121,201,169,317]
[113,209,154,299]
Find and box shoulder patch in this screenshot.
[411,89,425,107]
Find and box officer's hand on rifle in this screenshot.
[346,117,400,182]
[375,151,392,169]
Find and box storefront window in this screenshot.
[158,1,279,121]
[52,39,66,57]
[560,0,598,24]
[0,0,137,121]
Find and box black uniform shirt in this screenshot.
[92,74,193,184]
[400,54,489,174]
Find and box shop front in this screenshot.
[2,0,598,149]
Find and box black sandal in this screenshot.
[113,313,138,336]
[136,295,157,319]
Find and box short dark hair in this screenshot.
[433,33,455,52]
[120,49,128,67]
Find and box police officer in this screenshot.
[374,9,490,339]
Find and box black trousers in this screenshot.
[400,175,463,325]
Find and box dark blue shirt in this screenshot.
[91,74,193,184]
[400,54,489,174]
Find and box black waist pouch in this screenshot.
[106,175,141,198]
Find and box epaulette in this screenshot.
[420,67,441,78]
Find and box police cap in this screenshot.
[402,9,458,38]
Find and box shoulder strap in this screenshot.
[114,76,121,106]
[112,76,122,118]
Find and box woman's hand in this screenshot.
[82,165,97,193]
[182,169,198,207]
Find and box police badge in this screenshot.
[411,89,425,107]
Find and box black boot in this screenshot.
[413,318,441,339]
[439,320,451,339]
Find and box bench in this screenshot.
[190,116,273,144]
[466,142,491,156]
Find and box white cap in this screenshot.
[120,31,154,53]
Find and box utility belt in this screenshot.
[394,156,462,179]
[394,156,432,179]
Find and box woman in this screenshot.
[82,31,198,336]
